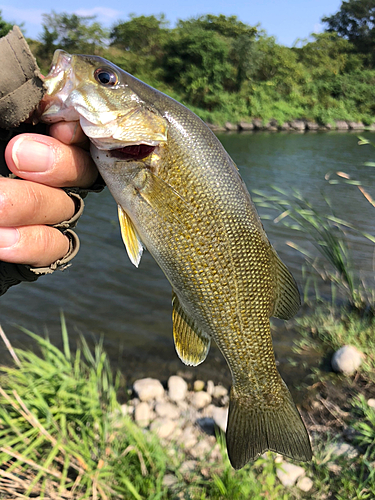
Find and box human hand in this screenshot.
[1,121,98,267]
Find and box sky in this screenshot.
[0,0,343,47]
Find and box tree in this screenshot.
[0,10,14,38]
[110,14,169,55]
[322,0,375,65]
[39,11,108,59]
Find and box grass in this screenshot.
[0,318,374,499]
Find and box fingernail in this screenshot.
[12,137,54,172]
[0,228,20,248]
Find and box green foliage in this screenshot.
[322,0,375,66]
[0,318,168,498]
[0,10,13,38]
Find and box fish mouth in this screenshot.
[48,50,73,78]
[110,144,156,161]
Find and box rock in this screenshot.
[121,403,133,417]
[239,121,254,131]
[133,378,164,402]
[368,123,375,131]
[367,398,375,409]
[348,121,365,130]
[306,121,319,130]
[212,385,228,398]
[197,417,216,435]
[205,123,226,132]
[168,375,188,402]
[252,118,264,130]
[190,439,213,459]
[267,126,278,131]
[290,120,306,131]
[212,406,228,432]
[191,391,212,409]
[325,122,335,130]
[162,474,178,487]
[335,120,349,130]
[331,345,363,375]
[279,122,291,131]
[276,462,305,487]
[206,380,215,396]
[134,402,151,427]
[225,122,238,131]
[155,402,180,420]
[297,476,314,492]
[327,441,359,459]
[193,380,205,392]
[178,426,198,449]
[179,460,197,474]
[150,418,177,439]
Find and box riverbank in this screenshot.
[207,118,375,133]
[0,312,374,499]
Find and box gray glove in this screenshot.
[0,26,103,296]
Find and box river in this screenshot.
[1,130,374,390]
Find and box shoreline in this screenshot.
[206,118,375,133]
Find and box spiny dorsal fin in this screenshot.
[270,249,301,320]
[172,292,211,366]
[117,205,143,267]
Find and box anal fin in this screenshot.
[172,292,211,366]
[118,205,143,267]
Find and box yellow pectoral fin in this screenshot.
[172,292,211,366]
[117,205,143,267]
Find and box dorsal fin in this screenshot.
[117,205,143,267]
[270,249,301,320]
[172,292,211,366]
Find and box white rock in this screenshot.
[134,402,151,427]
[178,426,198,449]
[327,441,359,459]
[150,418,177,439]
[190,440,212,459]
[162,474,178,487]
[276,463,305,487]
[368,398,375,409]
[191,391,212,409]
[297,477,313,492]
[194,380,205,392]
[212,406,228,432]
[133,378,164,402]
[206,380,215,396]
[155,402,180,420]
[331,345,363,375]
[168,375,188,402]
[179,460,197,474]
[212,385,228,398]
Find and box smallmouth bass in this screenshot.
[40,50,312,468]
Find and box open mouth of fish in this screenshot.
[110,144,156,161]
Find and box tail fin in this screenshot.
[226,384,312,469]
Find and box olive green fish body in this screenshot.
[41,51,312,468]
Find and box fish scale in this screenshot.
[40,50,312,469]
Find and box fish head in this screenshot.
[40,50,168,151]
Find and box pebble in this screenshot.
[190,439,213,459]
[150,418,177,439]
[134,402,151,427]
[133,378,164,402]
[191,391,212,409]
[206,380,215,396]
[276,463,305,487]
[194,380,205,392]
[327,441,359,459]
[179,460,197,474]
[178,426,198,449]
[155,402,180,420]
[368,398,375,409]
[168,375,188,402]
[331,345,363,375]
[212,406,228,432]
[162,474,178,487]
[297,476,314,492]
[212,385,228,398]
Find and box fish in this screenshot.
[40,49,312,469]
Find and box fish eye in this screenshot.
[94,68,118,86]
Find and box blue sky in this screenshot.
[0,0,342,47]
